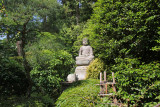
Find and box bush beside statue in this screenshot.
[86,58,104,79]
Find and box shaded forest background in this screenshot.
[0,0,160,106]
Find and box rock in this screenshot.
[66,74,77,82]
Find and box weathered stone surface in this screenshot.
[76,38,94,64]
[76,60,90,66]
[66,74,77,82]
[75,66,88,80]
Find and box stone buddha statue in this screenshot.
[66,38,94,82]
[76,38,94,66]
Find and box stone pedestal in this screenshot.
[75,66,88,80]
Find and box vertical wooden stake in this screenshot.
[127,99,130,107]
[104,71,107,94]
[104,71,106,82]
[105,84,108,94]
[100,72,104,94]
[112,72,117,104]
[100,72,102,83]
[100,72,103,94]
[112,72,115,84]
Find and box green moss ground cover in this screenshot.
[56,79,114,107]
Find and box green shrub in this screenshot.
[26,32,74,79]
[29,49,74,97]
[0,57,28,95]
[26,32,74,97]
[111,58,160,106]
[86,58,104,79]
[31,68,62,97]
[56,79,113,107]
[0,93,55,107]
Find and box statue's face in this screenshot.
[83,41,88,46]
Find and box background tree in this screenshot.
[0,0,4,33]
[26,32,74,97]
[61,0,97,25]
[2,0,61,97]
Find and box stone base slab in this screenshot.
[75,66,88,80]
[76,60,90,66]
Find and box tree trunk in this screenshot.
[7,33,9,42]
[21,24,32,97]
[16,40,22,56]
[76,0,80,25]
[42,16,47,31]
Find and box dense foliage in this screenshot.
[78,0,160,63]
[61,0,96,25]
[26,32,74,97]
[0,40,28,96]
[0,93,55,107]
[0,57,28,95]
[112,58,160,106]
[59,23,86,57]
[71,0,160,106]
[86,58,104,79]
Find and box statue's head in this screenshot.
[82,38,88,46]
